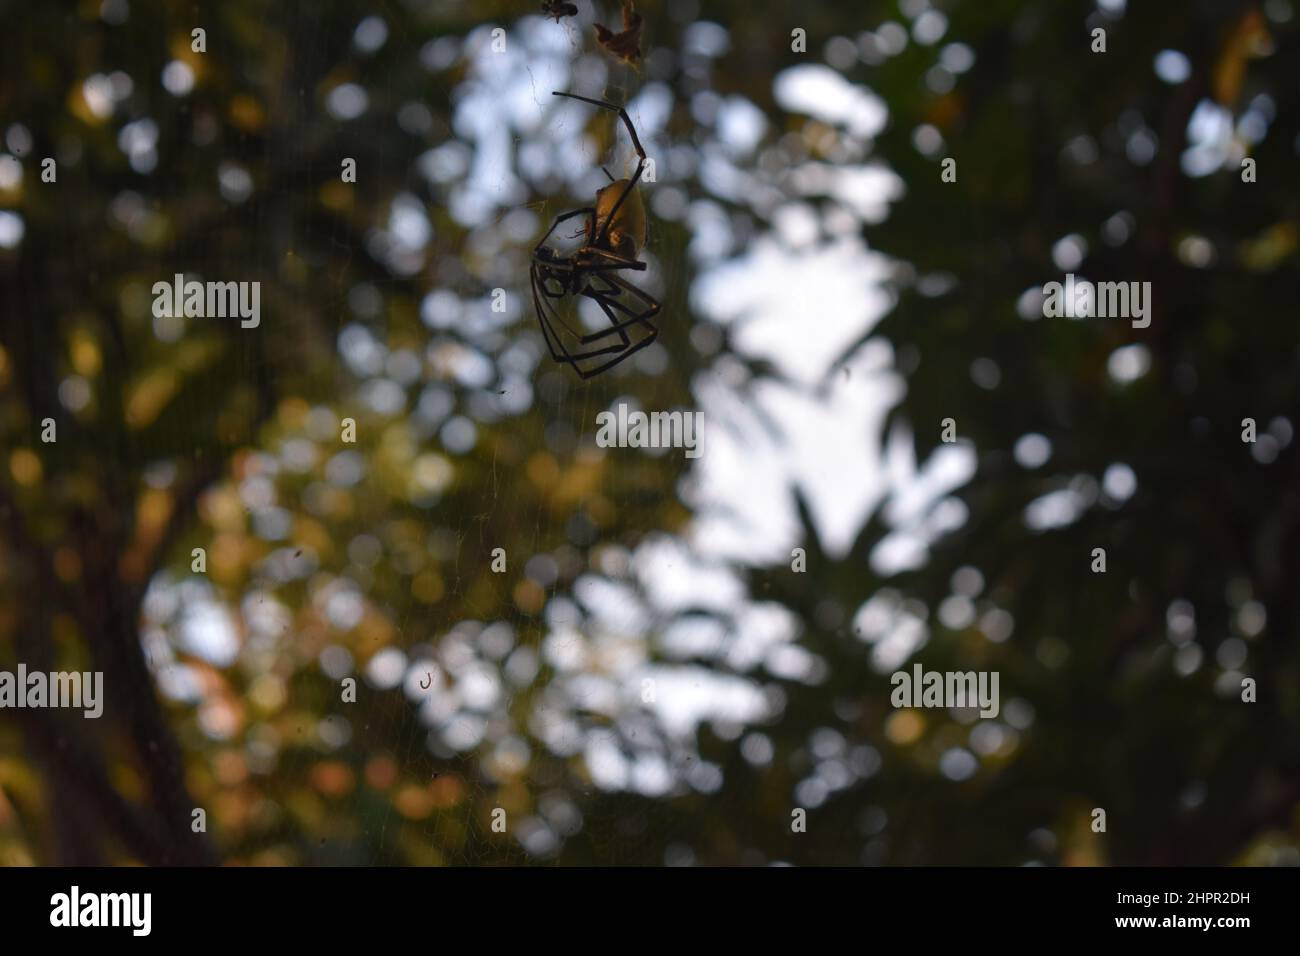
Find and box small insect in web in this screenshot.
[531,91,660,379]
[541,0,579,23]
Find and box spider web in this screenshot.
[239,9,703,866]
[4,0,832,868]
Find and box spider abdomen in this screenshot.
[595,178,646,259]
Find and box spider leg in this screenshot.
[535,288,635,379]
[535,268,606,350]
[551,92,649,248]
[551,92,647,160]
[582,271,623,299]
[574,248,648,272]
[572,292,635,357]
[588,271,661,326]
[531,262,579,369]
[570,269,660,344]
[534,206,595,254]
[534,208,602,298]
[559,275,661,377]
[566,291,660,377]
[532,263,638,374]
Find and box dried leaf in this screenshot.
[595,1,643,65]
[1214,9,1270,105]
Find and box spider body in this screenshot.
[595,177,646,260]
[531,92,660,379]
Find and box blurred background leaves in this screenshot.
[0,0,1297,866]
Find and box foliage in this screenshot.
[0,0,1296,866]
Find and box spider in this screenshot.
[531,91,660,379]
